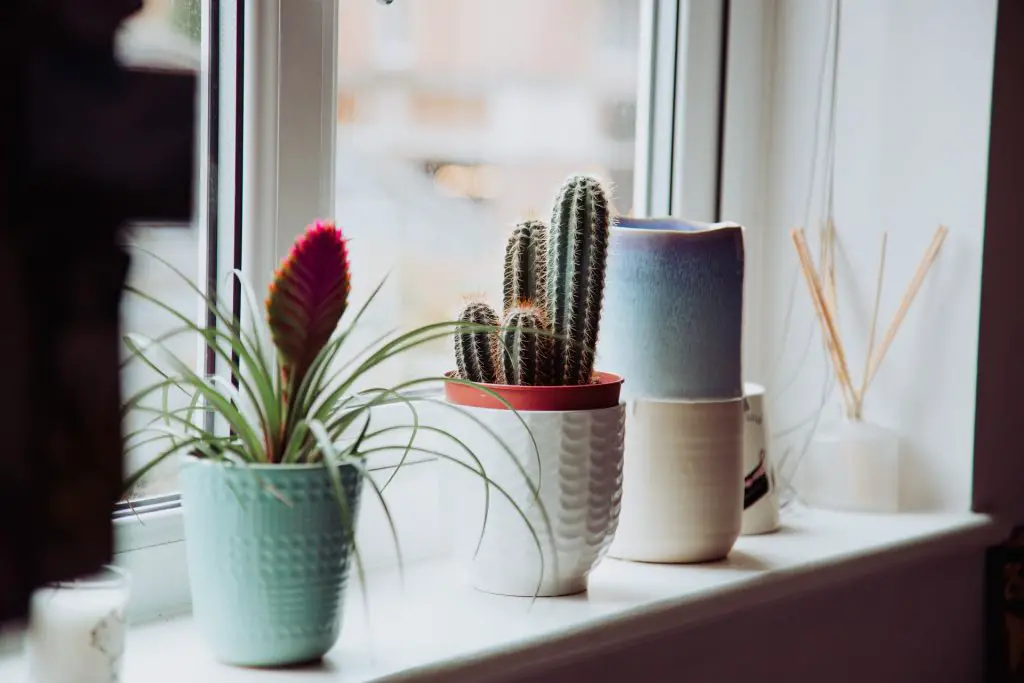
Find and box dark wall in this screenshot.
[973,0,1024,524]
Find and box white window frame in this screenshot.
[113,0,737,624]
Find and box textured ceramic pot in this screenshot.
[609,397,743,563]
[741,382,780,535]
[598,217,745,401]
[442,374,625,596]
[179,457,362,666]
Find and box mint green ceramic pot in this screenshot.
[179,456,362,666]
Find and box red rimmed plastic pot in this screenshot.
[439,371,626,597]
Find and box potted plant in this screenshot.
[121,221,536,666]
[441,175,626,597]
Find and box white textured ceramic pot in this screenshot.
[442,373,625,596]
[741,382,780,535]
[609,397,743,563]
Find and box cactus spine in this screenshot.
[454,301,500,384]
[546,175,610,385]
[500,304,552,387]
[503,220,548,313]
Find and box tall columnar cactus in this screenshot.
[500,304,552,387]
[546,175,611,385]
[454,301,500,384]
[503,220,548,313]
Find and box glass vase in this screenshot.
[801,418,900,513]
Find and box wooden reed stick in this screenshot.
[791,229,857,416]
[855,232,887,419]
[824,218,838,318]
[863,225,948,392]
[794,231,856,416]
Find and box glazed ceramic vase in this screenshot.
[741,382,780,535]
[180,457,363,666]
[599,217,746,563]
[442,373,625,596]
[599,217,745,401]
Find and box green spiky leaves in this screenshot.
[266,221,351,389]
[503,220,548,313]
[455,301,500,384]
[501,304,551,387]
[547,175,610,386]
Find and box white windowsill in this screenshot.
[0,506,1003,682]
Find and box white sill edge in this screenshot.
[0,507,1005,683]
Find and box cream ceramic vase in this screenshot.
[442,373,625,596]
[609,397,743,563]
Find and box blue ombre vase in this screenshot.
[180,456,363,667]
[598,217,745,400]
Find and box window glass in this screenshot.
[335,0,642,387]
[118,0,203,499]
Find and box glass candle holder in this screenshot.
[26,565,131,683]
[801,419,900,513]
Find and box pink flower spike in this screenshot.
[266,221,351,387]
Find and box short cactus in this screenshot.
[546,175,610,385]
[503,220,548,313]
[500,304,552,387]
[454,301,500,384]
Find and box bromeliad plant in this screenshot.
[123,220,509,476]
[123,220,417,475]
[455,174,611,386]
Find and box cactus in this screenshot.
[500,304,552,387]
[454,301,500,384]
[503,220,548,313]
[546,175,611,385]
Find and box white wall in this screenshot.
[749,0,997,511]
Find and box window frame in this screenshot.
[114,0,736,623]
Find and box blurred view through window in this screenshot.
[119,0,642,497]
[118,0,202,499]
[336,0,641,386]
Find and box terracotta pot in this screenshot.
[443,370,623,411]
[441,373,625,596]
[609,396,743,563]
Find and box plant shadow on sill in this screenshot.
[236,658,340,673]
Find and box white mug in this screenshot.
[741,383,780,535]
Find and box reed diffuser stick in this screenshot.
[863,225,948,392]
[791,229,857,416]
[855,232,887,419]
[824,219,838,318]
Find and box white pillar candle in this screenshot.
[26,566,130,683]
